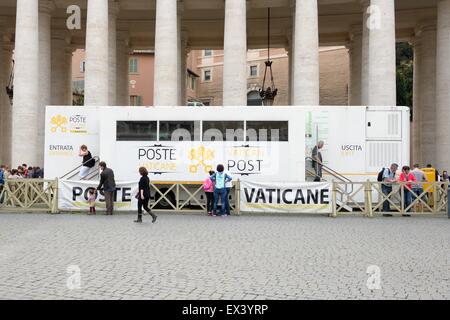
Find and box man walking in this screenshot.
[381,163,398,216]
[96,161,116,215]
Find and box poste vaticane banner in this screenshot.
[59,179,139,211]
[240,181,331,213]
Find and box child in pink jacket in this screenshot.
[203,170,215,216]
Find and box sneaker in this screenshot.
[152,215,157,223]
[382,214,393,217]
[134,219,142,223]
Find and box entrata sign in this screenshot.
[59,179,138,211]
[240,181,331,213]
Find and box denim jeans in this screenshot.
[404,188,412,211]
[213,188,227,215]
[381,184,392,212]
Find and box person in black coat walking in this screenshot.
[134,167,157,223]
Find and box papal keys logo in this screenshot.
[50,114,68,133]
[189,146,215,173]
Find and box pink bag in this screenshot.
[203,178,213,192]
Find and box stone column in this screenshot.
[85,0,109,106]
[361,0,370,106]
[223,0,247,106]
[412,37,422,165]
[436,0,450,170]
[51,30,69,105]
[108,0,119,106]
[0,27,7,164]
[1,41,13,166]
[287,29,294,106]
[348,26,363,106]
[37,0,54,166]
[64,46,74,105]
[293,0,319,106]
[179,32,188,106]
[412,23,437,167]
[154,0,178,106]
[367,0,397,106]
[12,0,40,167]
[116,31,130,106]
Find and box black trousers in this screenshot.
[138,197,151,214]
[205,192,214,212]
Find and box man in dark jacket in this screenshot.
[311,140,324,181]
[96,161,116,215]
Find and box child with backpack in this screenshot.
[203,170,215,216]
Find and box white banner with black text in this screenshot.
[240,181,331,213]
[59,179,139,211]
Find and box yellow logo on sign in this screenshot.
[189,146,215,173]
[50,115,68,133]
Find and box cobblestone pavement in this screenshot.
[0,213,449,300]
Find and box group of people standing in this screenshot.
[0,164,43,181]
[380,163,448,216]
[203,164,233,216]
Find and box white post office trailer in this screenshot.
[45,106,410,208]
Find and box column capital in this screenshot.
[39,0,56,14]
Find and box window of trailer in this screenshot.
[159,121,201,141]
[116,121,157,141]
[246,121,289,141]
[202,121,245,141]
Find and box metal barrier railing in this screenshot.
[331,181,449,217]
[0,179,446,217]
[0,179,58,213]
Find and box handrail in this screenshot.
[60,156,100,180]
[305,156,354,194]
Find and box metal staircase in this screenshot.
[60,156,100,181]
[305,156,354,212]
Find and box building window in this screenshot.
[130,95,142,106]
[203,70,212,82]
[129,58,138,73]
[80,61,85,73]
[190,76,196,90]
[250,65,258,77]
[204,49,212,57]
